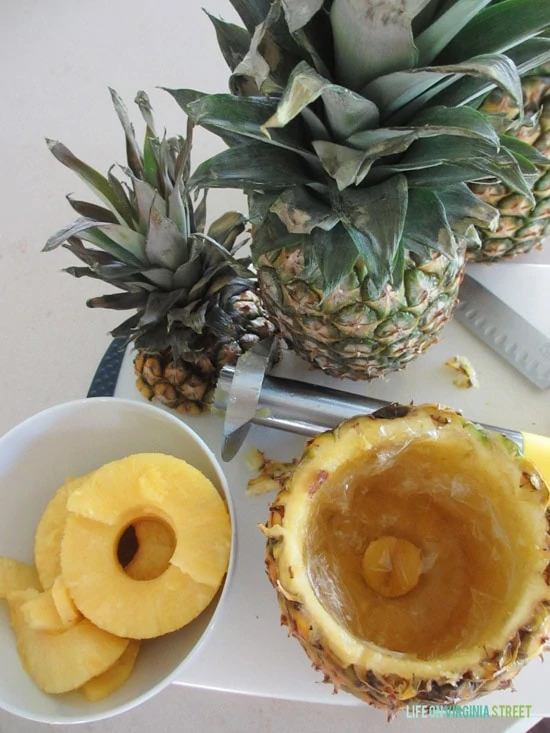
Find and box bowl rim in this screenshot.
[0,396,237,725]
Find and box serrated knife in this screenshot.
[455,274,550,389]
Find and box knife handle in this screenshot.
[522,432,550,488]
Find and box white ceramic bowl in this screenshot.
[0,397,235,724]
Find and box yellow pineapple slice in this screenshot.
[124,518,175,581]
[34,472,94,589]
[61,453,231,639]
[20,587,66,633]
[51,575,81,627]
[0,557,40,598]
[80,640,141,701]
[7,589,129,694]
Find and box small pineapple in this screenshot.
[45,90,275,413]
[7,588,128,695]
[469,65,550,260]
[61,454,231,639]
[168,0,550,381]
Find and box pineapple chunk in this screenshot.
[34,473,94,589]
[80,640,140,701]
[8,589,129,694]
[20,587,66,633]
[62,453,231,639]
[51,575,81,627]
[0,557,40,598]
[124,518,175,581]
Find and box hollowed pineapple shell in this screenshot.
[263,404,550,713]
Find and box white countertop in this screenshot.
[1,1,549,731]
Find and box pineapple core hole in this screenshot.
[117,517,176,580]
[362,536,422,598]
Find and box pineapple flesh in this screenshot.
[34,473,92,589]
[7,589,129,695]
[262,405,550,712]
[0,557,40,598]
[80,640,141,702]
[61,453,231,639]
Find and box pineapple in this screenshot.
[80,640,141,702]
[45,90,275,414]
[34,473,92,590]
[61,453,231,639]
[20,583,80,634]
[261,404,550,713]
[51,575,82,628]
[469,65,550,260]
[0,557,40,598]
[7,588,128,694]
[167,0,550,380]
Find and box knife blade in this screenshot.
[455,274,550,390]
[221,338,276,461]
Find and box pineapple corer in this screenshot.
[214,353,550,486]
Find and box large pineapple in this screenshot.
[261,404,550,714]
[469,64,550,260]
[167,0,550,381]
[44,90,275,413]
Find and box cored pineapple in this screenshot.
[61,453,231,639]
[7,589,128,694]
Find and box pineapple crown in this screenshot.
[44,89,263,359]
[164,0,550,297]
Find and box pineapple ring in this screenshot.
[60,453,231,639]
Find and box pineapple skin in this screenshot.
[134,288,275,413]
[262,405,550,713]
[470,71,550,261]
[257,236,465,381]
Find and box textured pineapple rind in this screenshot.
[257,240,466,382]
[469,72,550,262]
[263,404,550,710]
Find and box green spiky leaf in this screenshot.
[205,11,251,71]
[438,0,550,64]
[46,139,130,225]
[146,206,189,270]
[415,0,493,65]
[364,53,522,123]
[335,175,409,291]
[269,186,338,233]
[402,188,456,259]
[330,0,432,90]
[308,223,359,296]
[188,143,313,190]
[262,62,380,139]
[436,183,499,231]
